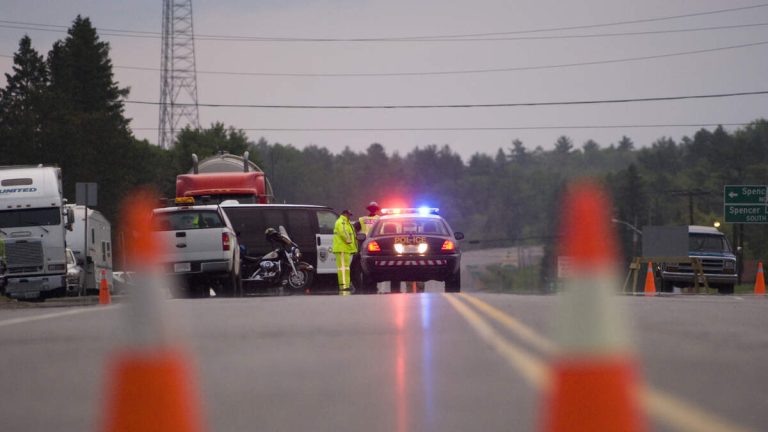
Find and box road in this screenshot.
[0,290,766,431]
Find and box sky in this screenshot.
[1,0,767,160]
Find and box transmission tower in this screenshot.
[158,0,201,149]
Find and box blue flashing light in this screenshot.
[382,207,440,215]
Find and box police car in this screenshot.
[358,208,463,293]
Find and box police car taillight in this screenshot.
[222,233,231,251]
[441,240,455,251]
[368,241,381,252]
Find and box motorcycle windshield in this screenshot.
[277,225,293,246]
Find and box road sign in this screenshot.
[723,185,767,204]
[724,185,768,223]
[76,182,98,206]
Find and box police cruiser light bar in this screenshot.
[381,207,439,215]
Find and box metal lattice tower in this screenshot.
[158,0,201,149]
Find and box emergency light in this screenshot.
[381,207,439,215]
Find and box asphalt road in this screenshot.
[0,290,766,431]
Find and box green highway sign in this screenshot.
[724,204,768,223]
[724,185,768,204]
[724,186,768,223]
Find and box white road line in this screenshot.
[0,305,119,328]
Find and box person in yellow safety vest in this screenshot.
[352,201,382,293]
[333,209,357,294]
[359,201,381,236]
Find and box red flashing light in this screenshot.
[222,233,231,251]
[368,241,382,252]
[441,240,455,251]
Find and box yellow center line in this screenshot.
[445,293,752,432]
[443,294,551,389]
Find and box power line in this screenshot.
[1,21,768,43]
[109,40,768,77]
[128,123,753,132]
[123,90,768,109]
[0,3,767,41]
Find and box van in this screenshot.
[221,204,339,289]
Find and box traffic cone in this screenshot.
[100,189,205,432]
[643,262,656,297]
[755,262,766,295]
[99,270,111,305]
[539,180,647,432]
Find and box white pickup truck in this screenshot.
[151,204,241,298]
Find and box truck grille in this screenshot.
[677,258,725,273]
[6,241,44,270]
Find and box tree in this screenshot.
[554,135,573,154]
[617,135,634,151]
[0,35,49,164]
[582,139,600,154]
[171,122,253,174]
[509,139,531,165]
[45,16,135,222]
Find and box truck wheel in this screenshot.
[445,270,461,293]
[661,280,674,293]
[717,284,735,295]
[216,273,241,297]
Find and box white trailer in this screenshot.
[65,205,113,294]
[0,166,73,299]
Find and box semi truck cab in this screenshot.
[0,166,73,299]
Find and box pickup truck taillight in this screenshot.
[222,233,231,251]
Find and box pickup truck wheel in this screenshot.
[717,284,735,295]
[189,281,210,298]
[661,280,674,293]
[216,273,241,297]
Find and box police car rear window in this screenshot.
[372,217,448,236]
[152,210,224,231]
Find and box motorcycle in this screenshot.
[241,226,314,295]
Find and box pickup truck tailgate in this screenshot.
[156,229,229,264]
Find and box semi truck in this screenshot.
[175,151,273,204]
[65,205,113,295]
[0,166,74,299]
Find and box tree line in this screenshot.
[2,17,767,283]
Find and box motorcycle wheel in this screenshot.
[287,265,314,292]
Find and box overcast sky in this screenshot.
[1,0,767,159]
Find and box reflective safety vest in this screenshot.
[359,215,380,236]
[333,215,357,254]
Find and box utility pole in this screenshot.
[159,0,201,149]
[667,188,711,225]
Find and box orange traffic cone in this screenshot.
[755,262,766,295]
[99,270,111,305]
[643,262,656,297]
[100,189,205,432]
[539,180,647,432]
